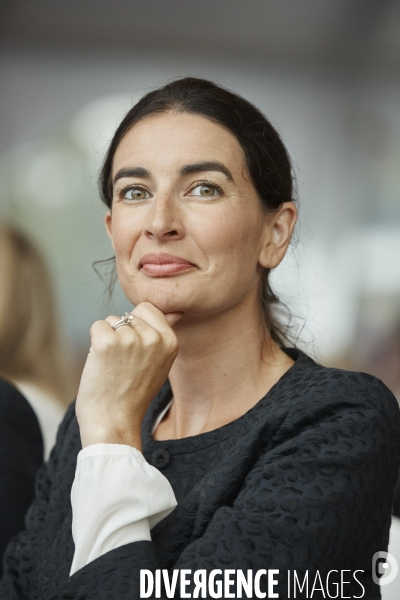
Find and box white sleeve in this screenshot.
[69,443,177,576]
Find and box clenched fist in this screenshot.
[75,302,182,451]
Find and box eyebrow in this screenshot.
[179,162,233,182]
[112,161,234,186]
[113,167,151,186]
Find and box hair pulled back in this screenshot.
[99,77,296,345]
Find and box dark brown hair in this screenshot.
[99,77,296,345]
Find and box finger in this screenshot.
[103,313,160,347]
[89,320,125,351]
[164,312,185,326]
[105,315,139,338]
[125,314,162,343]
[131,302,176,334]
[93,318,139,349]
[131,306,179,357]
[105,315,123,328]
[90,319,116,338]
[130,314,178,360]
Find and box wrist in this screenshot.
[79,424,143,451]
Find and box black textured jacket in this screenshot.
[1,350,399,599]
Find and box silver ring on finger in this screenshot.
[112,312,134,330]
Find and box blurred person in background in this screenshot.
[0,223,71,454]
[0,223,72,574]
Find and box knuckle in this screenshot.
[143,329,161,348]
[121,333,137,349]
[165,334,179,356]
[105,315,119,322]
[90,320,103,334]
[95,335,116,353]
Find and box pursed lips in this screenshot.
[139,253,196,276]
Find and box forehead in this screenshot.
[112,112,247,176]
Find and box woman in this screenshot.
[1,78,399,599]
[0,223,71,458]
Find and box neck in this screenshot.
[156,293,294,439]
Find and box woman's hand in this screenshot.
[75,302,182,451]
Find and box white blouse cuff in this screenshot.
[70,443,177,576]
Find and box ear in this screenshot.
[259,202,297,269]
[104,210,115,249]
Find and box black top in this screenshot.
[0,378,43,579]
[393,473,400,517]
[1,350,399,599]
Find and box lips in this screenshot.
[139,253,196,276]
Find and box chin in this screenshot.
[129,291,188,315]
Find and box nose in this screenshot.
[144,193,183,241]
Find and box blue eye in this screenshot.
[123,187,150,200]
[190,183,221,198]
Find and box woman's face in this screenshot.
[105,112,293,319]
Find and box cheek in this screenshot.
[110,217,140,257]
[201,210,262,268]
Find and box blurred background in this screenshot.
[0,0,399,595]
[0,0,399,397]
